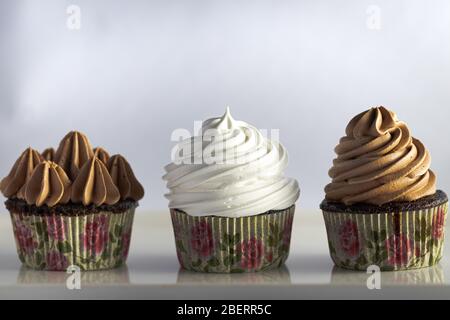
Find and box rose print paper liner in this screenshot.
[171,205,295,273]
[9,208,135,271]
[322,202,448,271]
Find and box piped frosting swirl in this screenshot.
[0,148,43,198]
[42,148,55,161]
[55,131,94,181]
[108,155,145,201]
[71,156,121,206]
[94,147,110,165]
[325,106,436,205]
[24,161,71,207]
[163,107,300,217]
[1,131,144,207]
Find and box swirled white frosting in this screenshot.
[163,108,300,217]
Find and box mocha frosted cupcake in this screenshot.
[0,131,144,271]
[163,108,300,273]
[321,106,448,271]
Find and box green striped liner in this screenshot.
[323,202,448,271]
[171,206,295,273]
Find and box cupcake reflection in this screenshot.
[177,265,291,285]
[17,265,130,285]
[330,264,444,286]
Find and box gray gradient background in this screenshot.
[0,0,449,210]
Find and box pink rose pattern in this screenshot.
[172,207,295,273]
[121,232,132,260]
[265,252,274,263]
[338,220,360,257]
[81,215,110,255]
[239,238,264,269]
[385,233,414,266]
[190,221,214,257]
[46,250,69,271]
[46,216,67,241]
[432,209,446,240]
[11,212,134,271]
[326,206,448,270]
[14,220,37,255]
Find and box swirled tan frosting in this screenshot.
[55,131,94,181]
[325,106,436,205]
[0,148,43,198]
[94,147,110,165]
[107,155,145,201]
[24,161,71,207]
[2,131,144,207]
[42,148,55,161]
[71,156,121,206]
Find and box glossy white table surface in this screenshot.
[0,209,449,300]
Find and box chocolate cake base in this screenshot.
[5,198,138,216]
[320,190,448,214]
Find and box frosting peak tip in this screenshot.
[216,106,236,131]
[54,130,94,181]
[93,147,110,165]
[0,147,43,198]
[107,154,145,201]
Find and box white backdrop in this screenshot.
[1,0,449,210]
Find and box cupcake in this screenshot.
[0,131,144,271]
[163,108,300,273]
[321,106,448,271]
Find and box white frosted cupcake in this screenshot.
[163,108,300,273]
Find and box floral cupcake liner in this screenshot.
[322,202,448,271]
[9,208,135,271]
[170,205,295,273]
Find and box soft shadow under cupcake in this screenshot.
[17,265,130,285]
[177,265,291,285]
[330,264,444,286]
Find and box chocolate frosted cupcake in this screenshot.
[0,131,144,271]
[163,108,300,273]
[321,106,448,271]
